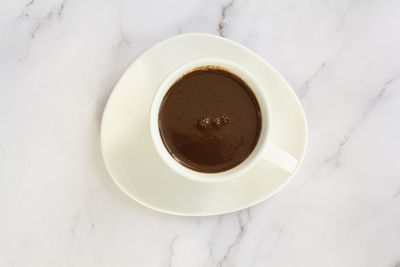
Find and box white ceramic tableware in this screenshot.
[150,58,298,183]
[100,33,307,216]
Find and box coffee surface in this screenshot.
[158,68,261,173]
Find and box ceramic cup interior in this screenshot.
[150,58,271,183]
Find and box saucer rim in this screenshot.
[100,33,308,216]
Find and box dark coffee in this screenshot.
[158,68,261,173]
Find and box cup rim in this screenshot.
[149,58,271,183]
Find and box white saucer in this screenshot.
[100,33,308,216]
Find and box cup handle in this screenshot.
[261,143,298,173]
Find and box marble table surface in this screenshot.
[1,0,400,266]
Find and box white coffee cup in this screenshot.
[150,58,298,183]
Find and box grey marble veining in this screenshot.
[1,0,400,266]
